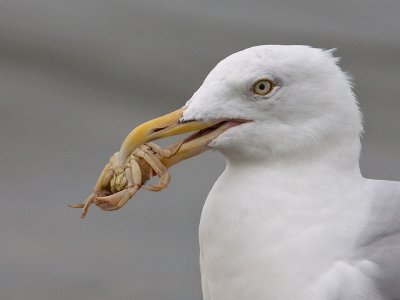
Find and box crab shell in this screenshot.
[109,156,153,194]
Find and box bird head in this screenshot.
[119,45,363,166]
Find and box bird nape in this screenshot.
[72,45,400,300]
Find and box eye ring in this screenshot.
[252,78,275,96]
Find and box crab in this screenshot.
[69,142,182,218]
[69,107,233,218]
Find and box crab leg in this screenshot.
[68,192,96,218]
[135,148,171,191]
[69,161,113,217]
[138,148,168,173]
[143,172,171,192]
[83,193,95,216]
[94,161,113,192]
[116,186,139,209]
[95,184,139,211]
[146,141,183,158]
[129,158,142,185]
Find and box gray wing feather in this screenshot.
[355,180,400,298]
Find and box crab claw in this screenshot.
[69,154,119,217]
[95,186,139,211]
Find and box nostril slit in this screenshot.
[152,127,167,133]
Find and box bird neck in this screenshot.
[224,134,362,178]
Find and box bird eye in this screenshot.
[252,79,274,96]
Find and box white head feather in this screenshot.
[183,45,362,165]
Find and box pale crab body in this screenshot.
[70,143,177,217]
[71,106,229,218]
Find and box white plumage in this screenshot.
[181,45,400,299]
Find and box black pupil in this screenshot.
[259,83,266,90]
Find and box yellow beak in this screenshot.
[118,107,220,165]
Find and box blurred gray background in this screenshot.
[0,0,399,299]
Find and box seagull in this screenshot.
[114,45,400,299]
